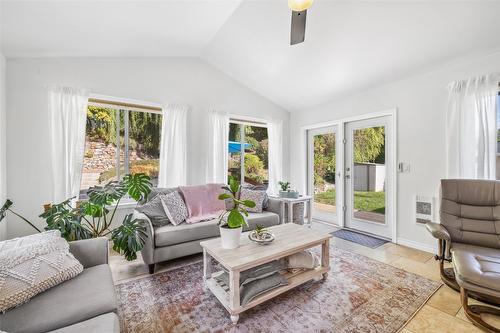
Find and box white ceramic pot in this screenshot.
[219,226,242,249]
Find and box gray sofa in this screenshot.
[0,238,119,333]
[135,187,283,274]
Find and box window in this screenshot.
[228,120,269,187]
[80,99,162,198]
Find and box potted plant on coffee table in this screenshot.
[217,176,256,249]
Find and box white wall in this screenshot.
[0,54,6,241]
[6,58,290,238]
[290,51,500,251]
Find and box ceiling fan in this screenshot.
[289,0,314,45]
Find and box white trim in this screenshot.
[302,108,398,242]
[89,93,163,110]
[228,114,269,127]
[397,237,437,255]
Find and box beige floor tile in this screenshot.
[400,329,413,333]
[456,298,500,329]
[405,305,482,333]
[390,257,441,282]
[426,285,462,316]
[385,244,433,263]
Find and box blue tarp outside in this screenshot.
[228,141,251,153]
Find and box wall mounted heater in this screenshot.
[415,195,435,225]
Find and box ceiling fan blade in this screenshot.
[290,10,307,45]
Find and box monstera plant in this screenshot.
[0,173,152,261]
[40,173,152,260]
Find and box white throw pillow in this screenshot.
[161,191,189,226]
[0,231,83,312]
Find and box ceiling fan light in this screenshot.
[288,0,313,12]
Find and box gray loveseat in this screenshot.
[135,187,283,274]
[0,238,119,333]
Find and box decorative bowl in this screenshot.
[248,231,275,245]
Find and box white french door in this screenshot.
[344,116,394,239]
[307,125,340,225]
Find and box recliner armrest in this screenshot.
[425,222,451,241]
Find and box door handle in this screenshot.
[345,174,351,179]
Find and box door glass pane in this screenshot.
[228,123,242,183]
[128,110,162,187]
[243,125,268,187]
[313,133,337,217]
[352,126,386,223]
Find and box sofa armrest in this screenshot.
[133,210,155,265]
[69,237,109,269]
[266,197,284,223]
[425,222,451,241]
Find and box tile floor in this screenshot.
[109,220,499,333]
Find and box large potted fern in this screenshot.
[0,173,152,261]
[217,176,255,249]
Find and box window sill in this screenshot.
[109,199,138,210]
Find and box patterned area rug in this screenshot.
[116,246,440,333]
[332,229,388,248]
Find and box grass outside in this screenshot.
[315,188,385,214]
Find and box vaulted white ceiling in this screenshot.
[2,0,500,111]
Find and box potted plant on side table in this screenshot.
[217,176,256,249]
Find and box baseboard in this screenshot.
[396,237,437,254]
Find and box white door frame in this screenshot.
[307,125,339,224]
[302,109,397,243]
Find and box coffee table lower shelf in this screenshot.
[205,266,328,323]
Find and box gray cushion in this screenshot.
[47,313,120,333]
[244,211,280,231]
[241,272,288,306]
[451,243,500,293]
[147,187,179,202]
[154,211,280,247]
[136,194,170,227]
[155,220,220,247]
[440,179,500,249]
[0,264,117,333]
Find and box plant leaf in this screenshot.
[218,193,231,200]
[241,200,256,208]
[227,209,245,228]
[111,214,148,261]
[121,173,152,201]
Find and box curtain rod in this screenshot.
[88,98,163,113]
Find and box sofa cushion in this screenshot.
[240,188,266,213]
[244,211,280,231]
[0,264,117,333]
[155,220,220,247]
[451,243,500,293]
[47,313,120,333]
[154,211,280,247]
[136,194,170,227]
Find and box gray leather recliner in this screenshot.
[426,179,500,332]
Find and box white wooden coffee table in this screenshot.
[200,223,331,324]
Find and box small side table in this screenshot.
[270,195,313,227]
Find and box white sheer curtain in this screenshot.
[206,110,229,184]
[48,87,89,202]
[267,119,283,196]
[158,104,188,187]
[446,74,499,179]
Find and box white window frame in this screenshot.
[82,95,162,199]
[228,117,268,185]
